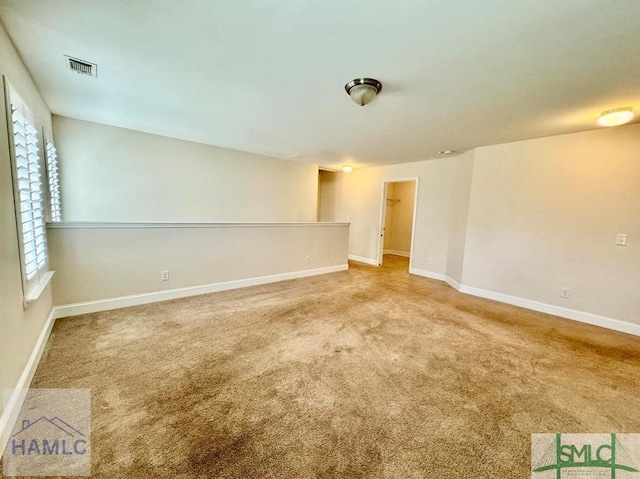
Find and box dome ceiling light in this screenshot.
[597,107,634,127]
[344,78,382,106]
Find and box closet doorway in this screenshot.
[377,178,418,270]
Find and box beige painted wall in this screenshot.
[317,170,341,222]
[384,181,415,254]
[0,23,53,418]
[342,126,639,327]
[462,124,640,324]
[48,224,349,305]
[342,157,459,273]
[52,116,319,222]
[445,150,474,284]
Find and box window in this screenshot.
[5,82,54,302]
[45,136,62,222]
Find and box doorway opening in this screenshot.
[377,178,418,271]
[317,169,339,222]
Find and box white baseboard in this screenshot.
[409,267,446,281]
[458,284,640,337]
[1,308,57,456]
[388,267,637,337]
[444,275,462,291]
[383,250,410,258]
[54,264,349,319]
[348,254,379,266]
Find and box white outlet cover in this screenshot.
[616,234,628,246]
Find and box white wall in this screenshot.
[0,23,53,420]
[462,124,640,325]
[52,116,320,222]
[48,223,349,306]
[384,181,415,255]
[445,150,474,284]
[342,125,639,329]
[342,157,461,273]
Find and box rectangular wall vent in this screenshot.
[64,55,97,78]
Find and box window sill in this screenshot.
[24,271,55,307]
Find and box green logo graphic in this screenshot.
[533,434,639,478]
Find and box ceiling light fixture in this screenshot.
[597,107,634,127]
[342,165,353,173]
[438,150,455,155]
[344,78,382,106]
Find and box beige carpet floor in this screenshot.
[5,255,640,478]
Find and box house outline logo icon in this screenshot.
[10,416,88,456]
[3,387,91,477]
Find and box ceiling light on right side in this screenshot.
[597,107,634,127]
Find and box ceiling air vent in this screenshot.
[64,55,97,78]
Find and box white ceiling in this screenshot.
[1,0,639,169]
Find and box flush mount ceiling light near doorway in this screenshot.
[345,78,382,106]
[342,165,353,173]
[597,107,634,127]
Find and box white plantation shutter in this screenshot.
[45,137,62,222]
[6,82,53,301]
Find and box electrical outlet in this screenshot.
[427,258,433,265]
[161,270,170,281]
[561,287,570,298]
[616,234,628,246]
[305,256,310,264]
